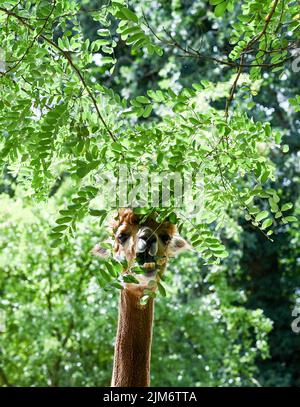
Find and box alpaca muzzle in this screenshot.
[136,227,158,275]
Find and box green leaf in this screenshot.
[264,123,271,137]
[97,29,110,36]
[283,216,298,223]
[143,104,153,118]
[261,219,273,230]
[281,203,293,211]
[214,1,227,17]
[52,225,68,232]
[111,260,123,274]
[189,117,201,125]
[99,269,111,282]
[105,262,118,277]
[275,132,282,144]
[50,239,61,248]
[131,37,147,51]
[255,211,269,222]
[169,212,177,224]
[143,289,156,298]
[89,209,107,217]
[155,47,163,56]
[140,295,150,305]
[260,170,270,183]
[76,166,91,178]
[126,32,145,44]
[120,6,139,23]
[110,281,123,290]
[111,142,123,153]
[130,266,145,274]
[123,274,140,284]
[282,144,289,153]
[157,151,164,165]
[59,209,73,216]
[120,26,141,36]
[56,217,72,224]
[213,250,229,258]
[157,282,166,297]
[49,232,63,240]
[244,196,254,206]
[136,96,150,104]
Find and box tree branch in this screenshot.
[224,55,245,121]
[247,0,280,49]
[2,1,56,75]
[0,5,117,143]
[224,0,280,121]
[142,3,291,71]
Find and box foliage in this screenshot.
[0,0,298,249]
[0,0,300,387]
[0,190,272,386]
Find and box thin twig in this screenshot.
[247,0,280,49]
[142,3,291,70]
[0,6,117,143]
[224,55,245,121]
[3,1,57,74]
[39,5,111,21]
[223,0,280,122]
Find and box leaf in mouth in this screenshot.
[123,274,140,284]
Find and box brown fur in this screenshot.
[111,209,176,264]
[110,209,176,239]
[111,289,154,387]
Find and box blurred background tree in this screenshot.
[0,185,273,386]
[0,0,299,386]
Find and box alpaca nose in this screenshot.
[136,228,158,259]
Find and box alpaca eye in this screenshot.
[160,234,170,244]
[118,233,129,244]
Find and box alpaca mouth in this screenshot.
[142,262,156,270]
[142,262,157,277]
[142,261,156,277]
[136,253,166,277]
[136,252,157,275]
[137,257,166,277]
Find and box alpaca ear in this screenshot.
[91,244,109,258]
[168,235,190,257]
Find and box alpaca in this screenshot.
[94,208,189,387]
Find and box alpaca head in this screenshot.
[106,209,189,291]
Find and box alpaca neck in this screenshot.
[111,288,154,387]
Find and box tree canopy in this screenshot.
[0,0,299,387]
